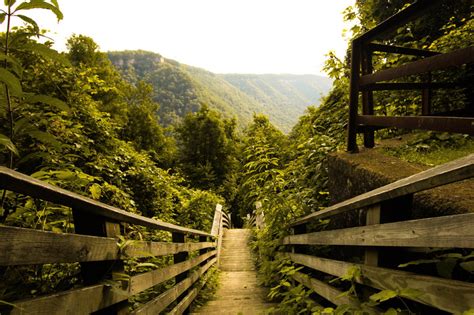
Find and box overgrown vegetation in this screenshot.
[0,0,472,313]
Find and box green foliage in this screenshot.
[176,105,237,191]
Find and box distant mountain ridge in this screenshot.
[108,50,331,132]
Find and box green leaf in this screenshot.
[399,288,423,299]
[28,130,61,147]
[135,263,159,269]
[369,289,398,303]
[89,183,101,200]
[0,52,23,76]
[0,12,6,24]
[0,68,22,95]
[0,133,19,156]
[460,261,474,273]
[14,0,63,21]
[398,259,439,268]
[25,94,70,112]
[22,42,68,64]
[4,0,16,6]
[16,14,39,33]
[383,308,399,315]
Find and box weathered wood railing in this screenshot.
[0,167,229,314]
[347,0,474,151]
[279,154,474,313]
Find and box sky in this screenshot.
[11,0,355,76]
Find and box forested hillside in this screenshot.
[108,51,331,132]
[220,73,331,131]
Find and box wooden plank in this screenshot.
[359,46,474,85]
[291,271,358,307]
[347,39,361,152]
[364,204,380,266]
[287,253,474,313]
[0,226,117,265]
[0,166,211,237]
[168,265,214,315]
[285,212,474,248]
[0,226,215,266]
[10,284,129,315]
[290,154,474,227]
[129,250,216,295]
[367,43,439,57]
[211,205,222,236]
[357,115,474,135]
[132,258,216,315]
[125,241,215,258]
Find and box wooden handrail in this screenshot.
[0,167,229,314]
[290,154,474,227]
[279,154,474,313]
[0,166,211,237]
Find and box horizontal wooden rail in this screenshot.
[284,212,474,248]
[0,226,216,266]
[290,154,474,227]
[287,253,474,313]
[367,43,439,57]
[0,166,211,237]
[129,250,216,295]
[10,283,129,315]
[132,257,216,314]
[359,82,460,91]
[359,46,474,86]
[357,115,474,135]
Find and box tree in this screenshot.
[176,105,236,190]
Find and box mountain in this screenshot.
[219,73,332,131]
[108,50,332,132]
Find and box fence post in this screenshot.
[347,38,362,153]
[362,44,375,148]
[172,232,188,283]
[72,210,128,314]
[364,204,380,266]
[422,72,432,115]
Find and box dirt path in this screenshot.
[192,229,275,315]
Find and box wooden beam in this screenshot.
[10,284,128,315]
[367,43,439,57]
[347,39,362,152]
[287,253,474,313]
[356,115,474,135]
[290,154,473,227]
[285,212,474,248]
[0,226,117,265]
[129,250,216,295]
[359,46,474,85]
[0,167,212,237]
[132,258,216,315]
[291,272,359,307]
[364,204,380,266]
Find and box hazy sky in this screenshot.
[13,0,355,76]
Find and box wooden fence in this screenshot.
[347,0,474,152]
[0,166,229,314]
[279,154,474,313]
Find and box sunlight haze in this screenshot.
[23,0,355,76]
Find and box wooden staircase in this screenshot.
[192,229,275,315]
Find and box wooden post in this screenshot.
[199,235,209,267]
[364,204,381,266]
[347,39,362,153]
[72,210,128,314]
[422,72,432,115]
[362,45,375,148]
[172,232,188,284]
[292,224,307,255]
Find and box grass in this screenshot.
[381,132,474,167]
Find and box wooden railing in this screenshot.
[347,0,474,152]
[0,167,229,314]
[278,154,474,313]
